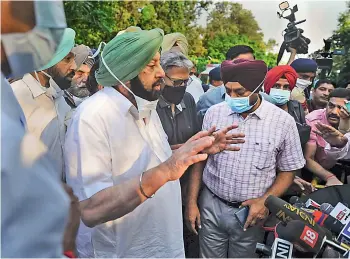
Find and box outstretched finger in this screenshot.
[183,153,209,168]
[226,132,245,139]
[187,128,215,142]
[222,124,239,133]
[226,139,245,144]
[224,145,241,151]
[313,129,323,136]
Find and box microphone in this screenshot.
[329,202,350,225]
[313,210,329,226]
[255,243,272,257]
[265,195,327,234]
[270,238,293,259]
[321,203,335,215]
[305,198,321,210]
[322,246,342,258]
[276,220,349,256]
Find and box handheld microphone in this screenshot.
[275,220,326,254]
[330,202,350,225]
[265,195,325,233]
[271,238,294,259]
[289,196,305,208]
[322,246,342,258]
[338,221,350,247]
[321,203,335,215]
[305,198,321,210]
[255,243,272,257]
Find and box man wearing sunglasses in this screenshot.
[156,50,201,257]
[304,88,350,186]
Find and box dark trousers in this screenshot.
[182,206,199,258]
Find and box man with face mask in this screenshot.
[64,28,244,258]
[303,88,350,186]
[11,28,77,180]
[290,58,318,113]
[156,51,205,258]
[186,59,305,258]
[1,1,71,257]
[65,44,95,107]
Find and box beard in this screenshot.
[67,84,90,98]
[47,66,75,90]
[130,76,162,101]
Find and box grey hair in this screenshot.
[160,51,194,73]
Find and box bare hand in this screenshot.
[291,176,315,194]
[171,144,183,150]
[185,203,201,235]
[241,197,269,231]
[326,176,343,187]
[62,184,81,252]
[165,131,215,181]
[314,122,348,148]
[202,125,245,155]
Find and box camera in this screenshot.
[276,1,311,65]
[314,37,345,78]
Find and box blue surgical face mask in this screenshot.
[225,78,265,113]
[269,88,291,105]
[1,1,66,77]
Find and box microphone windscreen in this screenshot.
[276,220,326,254]
[289,196,300,205]
[320,203,334,215]
[322,246,341,258]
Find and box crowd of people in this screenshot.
[2,1,350,258]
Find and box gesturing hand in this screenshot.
[202,125,245,155]
[314,122,348,148]
[291,176,315,194]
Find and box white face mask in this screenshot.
[296,78,312,90]
[98,43,159,119]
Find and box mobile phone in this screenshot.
[234,206,250,229]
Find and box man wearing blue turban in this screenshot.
[64,28,244,258]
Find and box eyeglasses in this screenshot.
[165,75,193,87]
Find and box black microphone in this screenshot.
[289,196,305,209]
[255,243,272,257]
[265,195,327,235]
[275,220,326,254]
[321,203,335,215]
[322,246,342,258]
[276,220,348,256]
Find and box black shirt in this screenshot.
[156,92,201,145]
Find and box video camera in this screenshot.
[276,1,311,65]
[315,37,345,78]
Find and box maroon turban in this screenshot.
[221,59,268,92]
[264,65,297,94]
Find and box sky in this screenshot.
[198,0,347,59]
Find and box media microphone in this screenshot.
[305,198,321,210]
[329,202,350,225]
[276,220,348,256]
[255,243,272,257]
[270,238,293,259]
[322,246,342,258]
[265,195,328,235]
[321,203,335,215]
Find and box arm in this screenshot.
[185,161,206,234]
[287,47,297,65]
[304,142,334,181]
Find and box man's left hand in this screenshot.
[241,197,269,231]
[314,122,348,148]
[202,125,245,155]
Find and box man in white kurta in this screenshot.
[65,28,184,258]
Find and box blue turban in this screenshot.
[209,66,221,81]
[290,58,318,73]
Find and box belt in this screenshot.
[207,187,242,208]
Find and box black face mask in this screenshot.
[162,85,186,105]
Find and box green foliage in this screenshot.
[64,0,277,71]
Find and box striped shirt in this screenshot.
[202,98,305,202]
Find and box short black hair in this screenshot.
[315,79,336,89]
[340,79,350,88]
[329,88,350,100]
[225,45,254,60]
[86,58,100,95]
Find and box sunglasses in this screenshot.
[165,75,193,87]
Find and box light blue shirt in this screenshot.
[196,85,226,126]
[1,74,69,257]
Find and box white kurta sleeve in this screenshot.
[324,133,350,161]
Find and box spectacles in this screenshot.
[165,75,193,87]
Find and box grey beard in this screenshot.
[67,85,90,98]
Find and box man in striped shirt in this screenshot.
[185,59,305,258]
